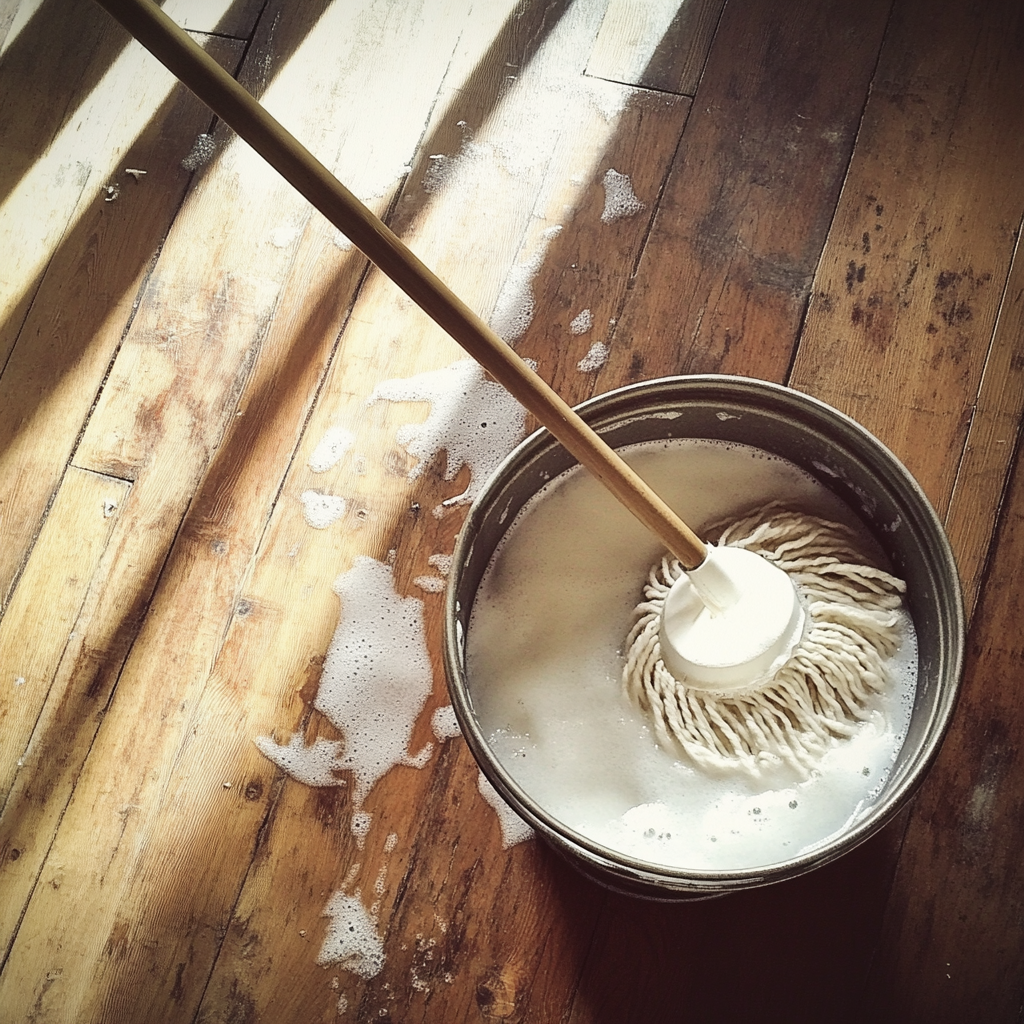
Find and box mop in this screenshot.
[624,503,907,773]
[93,0,909,773]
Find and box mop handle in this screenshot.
[93,0,708,570]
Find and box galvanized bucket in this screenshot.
[444,375,964,899]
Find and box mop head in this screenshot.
[623,503,907,775]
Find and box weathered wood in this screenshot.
[0,1,485,1019]
[1,0,1023,1019]
[0,0,243,370]
[587,0,726,95]
[791,0,1024,595]
[193,76,691,1021]
[599,0,893,389]
[0,31,243,608]
[945,236,1024,619]
[859,441,1024,1022]
[525,88,692,410]
[0,467,128,800]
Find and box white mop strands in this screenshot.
[623,503,907,774]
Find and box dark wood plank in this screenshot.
[791,0,1024,579]
[858,440,1024,1022]
[598,0,893,389]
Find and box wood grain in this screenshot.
[0,31,243,607]
[945,237,1024,619]
[599,0,893,389]
[859,441,1024,1021]
[1,0,1023,1020]
[587,0,726,95]
[791,0,1024,596]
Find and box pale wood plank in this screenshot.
[0,469,130,960]
[945,231,1024,619]
[0,4,241,370]
[587,0,725,95]
[0,467,130,803]
[790,0,1024,550]
[175,0,267,39]
[0,0,479,1018]
[0,33,243,608]
[599,0,893,390]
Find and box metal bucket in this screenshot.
[444,375,964,899]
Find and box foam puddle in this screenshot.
[309,426,355,473]
[318,892,385,979]
[367,359,529,507]
[466,438,918,872]
[600,168,645,222]
[257,557,434,807]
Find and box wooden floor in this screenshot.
[2,0,1023,1020]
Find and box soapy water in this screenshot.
[569,308,594,335]
[466,438,918,872]
[367,360,529,507]
[477,771,535,848]
[577,341,610,372]
[257,557,434,808]
[431,705,462,742]
[300,490,347,529]
[600,168,645,223]
[318,892,385,979]
[309,426,355,473]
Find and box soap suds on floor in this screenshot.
[413,575,446,593]
[182,132,216,171]
[569,308,593,335]
[270,221,302,248]
[300,490,347,529]
[318,892,385,979]
[477,771,534,848]
[309,426,355,473]
[256,557,434,807]
[351,811,373,848]
[254,733,349,788]
[577,341,610,372]
[367,360,528,506]
[600,168,644,223]
[431,706,461,741]
[428,553,452,576]
[489,252,544,344]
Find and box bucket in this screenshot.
[444,375,964,899]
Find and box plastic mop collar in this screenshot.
[624,504,907,774]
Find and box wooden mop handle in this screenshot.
[93,0,708,570]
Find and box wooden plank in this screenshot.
[0,467,129,804]
[0,32,244,608]
[0,1,480,1019]
[858,440,1024,1022]
[587,0,726,96]
[790,0,1024,578]
[175,0,267,39]
[944,233,1024,619]
[599,0,893,390]
[194,77,688,1022]
[0,469,130,961]
[530,89,692,410]
[0,1,241,371]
